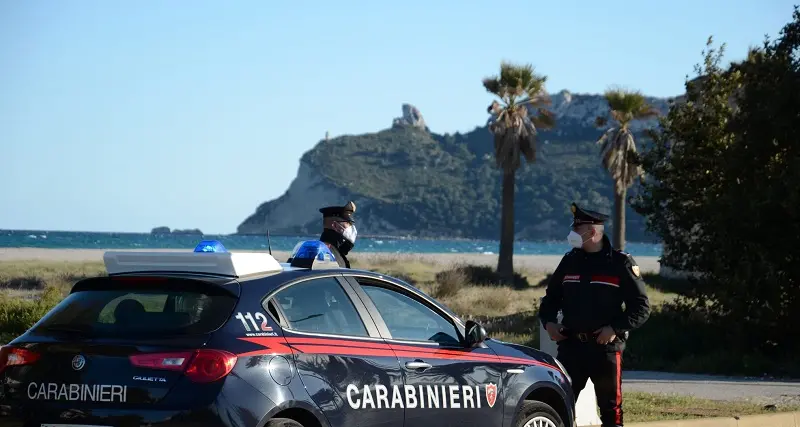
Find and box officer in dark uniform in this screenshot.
[538,202,651,427]
[317,201,358,268]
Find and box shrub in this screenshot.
[435,263,529,291]
[0,285,64,344]
[433,267,468,298]
[623,298,800,377]
[1,276,46,291]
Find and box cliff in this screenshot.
[238,94,673,241]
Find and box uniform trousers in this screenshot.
[557,338,624,427]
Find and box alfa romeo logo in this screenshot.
[71,355,86,371]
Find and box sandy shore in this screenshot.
[0,247,662,274]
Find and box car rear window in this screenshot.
[31,277,237,337]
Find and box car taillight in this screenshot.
[184,349,238,383]
[0,346,40,373]
[129,351,193,371]
[130,349,237,383]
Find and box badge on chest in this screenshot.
[561,274,620,287]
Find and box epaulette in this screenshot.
[612,249,642,276]
[612,249,635,262]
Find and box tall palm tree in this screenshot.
[483,62,555,283]
[595,87,658,251]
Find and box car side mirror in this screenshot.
[464,320,487,347]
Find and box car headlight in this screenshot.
[553,357,571,384]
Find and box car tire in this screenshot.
[265,418,304,427]
[514,400,565,427]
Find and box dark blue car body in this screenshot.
[0,246,575,427]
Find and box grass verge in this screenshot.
[624,392,800,423]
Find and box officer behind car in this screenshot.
[317,201,358,268]
[538,202,651,427]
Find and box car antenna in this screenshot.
[266,228,273,256]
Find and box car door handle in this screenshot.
[405,360,432,370]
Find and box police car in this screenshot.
[0,239,575,427]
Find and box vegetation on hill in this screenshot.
[290,118,660,242]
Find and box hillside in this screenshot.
[237,90,673,242]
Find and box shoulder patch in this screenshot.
[616,250,640,276]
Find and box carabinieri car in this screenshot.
[0,240,575,427]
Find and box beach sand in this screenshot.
[0,247,662,274]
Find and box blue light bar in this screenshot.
[289,240,339,269]
[293,240,335,262]
[194,240,228,253]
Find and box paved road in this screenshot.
[622,370,800,406]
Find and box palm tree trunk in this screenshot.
[613,187,626,251]
[497,170,516,283]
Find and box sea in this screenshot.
[0,229,664,257]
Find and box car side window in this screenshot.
[268,277,369,337]
[359,283,461,345]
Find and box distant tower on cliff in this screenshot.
[325,131,329,142]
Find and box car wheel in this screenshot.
[265,418,305,427]
[514,400,565,427]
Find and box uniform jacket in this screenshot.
[327,243,351,268]
[538,235,651,351]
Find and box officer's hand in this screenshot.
[594,326,616,344]
[545,323,567,342]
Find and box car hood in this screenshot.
[485,338,558,367]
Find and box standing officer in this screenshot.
[317,200,358,268]
[538,202,651,427]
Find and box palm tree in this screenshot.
[483,62,555,283]
[595,87,658,251]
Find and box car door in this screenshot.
[264,275,405,427]
[343,275,506,427]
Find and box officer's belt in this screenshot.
[563,330,597,343]
[573,332,596,343]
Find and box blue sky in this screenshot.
[1,0,794,234]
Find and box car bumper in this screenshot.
[0,370,283,427]
[0,379,276,427]
[0,404,230,427]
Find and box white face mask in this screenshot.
[333,221,358,244]
[342,224,357,244]
[567,230,587,248]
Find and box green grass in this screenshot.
[624,392,800,423]
[0,260,105,298]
